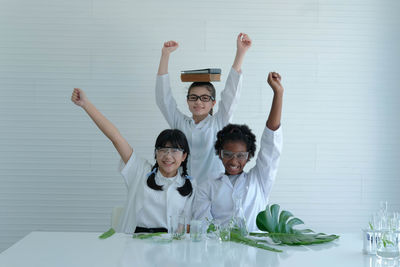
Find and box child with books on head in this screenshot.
[156,33,252,184]
[71,88,194,234]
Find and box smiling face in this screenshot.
[187,86,216,122]
[156,142,187,177]
[219,141,249,175]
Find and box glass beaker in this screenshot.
[376,230,400,259]
[170,214,186,240]
[231,196,248,236]
[190,220,204,242]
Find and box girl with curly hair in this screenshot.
[192,72,284,232]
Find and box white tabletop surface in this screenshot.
[0,231,397,267]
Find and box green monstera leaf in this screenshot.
[252,204,339,246]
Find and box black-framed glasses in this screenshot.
[186,94,215,102]
[156,147,184,156]
[220,150,249,161]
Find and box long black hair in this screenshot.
[214,124,257,161]
[147,129,193,197]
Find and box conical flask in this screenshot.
[231,196,248,236]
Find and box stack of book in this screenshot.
[180,68,221,82]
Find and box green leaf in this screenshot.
[229,228,282,252]
[256,207,270,232]
[256,204,276,232]
[132,232,164,239]
[253,205,339,246]
[386,240,394,246]
[207,223,216,233]
[278,210,293,232]
[286,217,304,233]
[99,228,116,239]
[270,204,280,232]
[267,232,339,245]
[369,222,374,230]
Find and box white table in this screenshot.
[0,232,395,267]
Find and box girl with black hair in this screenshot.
[192,72,284,232]
[156,33,252,184]
[71,88,194,234]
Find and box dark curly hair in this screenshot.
[214,124,257,161]
[147,129,193,197]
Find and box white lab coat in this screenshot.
[192,126,282,232]
[155,68,242,184]
[117,152,194,234]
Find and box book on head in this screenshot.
[181,68,221,74]
[181,73,221,82]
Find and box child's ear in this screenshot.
[182,152,188,162]
[211,100,216,108]
[218,150,222,160]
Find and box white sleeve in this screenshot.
[192,181,213,221]
[119,152,152,190]
[214,68,243,128]
[248,126,283,198]
[155,74,186,128]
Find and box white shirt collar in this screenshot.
[217,172,246,188]
[155,170,184,186]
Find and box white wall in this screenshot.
[1,0,399,252]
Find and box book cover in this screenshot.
[181,73,221,82]
[181,68,221,74]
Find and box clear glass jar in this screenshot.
[376,230,400,259]
[231,197,248,236]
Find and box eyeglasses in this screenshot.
[156,147,184,156]
[220,150,249,161]
[187,94,215,102]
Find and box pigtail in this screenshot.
[146,163,163,191]
[177,160,193,197]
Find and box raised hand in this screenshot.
[267,72,284,95]
[162,40,179,55]
[237,33,252,54]
[232,33,251,72]
[70,88,133,163]
[71,88,88,108]
[266,72,284,131]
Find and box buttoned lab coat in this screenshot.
[117,152,194,234]
[155,68,242,184]
[192,126,282,232]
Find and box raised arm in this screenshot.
[248,72,284,198]
[214,34,251,126]
[71,88,133,163]
[157,40,179,75]
[266,72,284,130]
[232,33,252,73]
[156,41,185,128]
